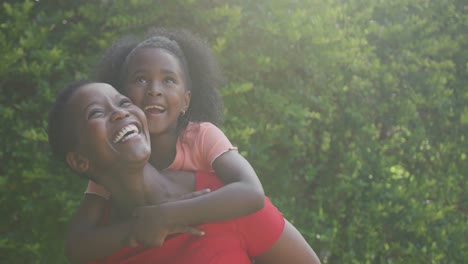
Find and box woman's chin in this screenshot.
[125,147,151,164]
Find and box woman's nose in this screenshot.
[110,108,130,122]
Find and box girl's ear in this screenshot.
[183,90,191,112]
[66,152,90,173]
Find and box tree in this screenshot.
[1,0,466,262]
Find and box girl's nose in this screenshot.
[147,82,163,96]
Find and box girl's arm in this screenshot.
[208,149,266,218]
[141,150,265,227]
[255,220,321,264]
[209,125,267,216]
[165,122,266,222]
[131,151,265,247]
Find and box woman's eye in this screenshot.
[120,99,132,106]
[136,76,147,84]
[88,110,103,119]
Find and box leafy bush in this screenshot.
[1,0,466,263]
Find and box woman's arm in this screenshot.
[255,220,321,264]
[65,194,134,264]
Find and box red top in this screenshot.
[88,172,285,264]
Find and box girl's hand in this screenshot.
[128,189,211,247]
[168,188,211,202]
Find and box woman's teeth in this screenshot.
[113,124,139,143]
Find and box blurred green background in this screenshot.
[1,0,467,263]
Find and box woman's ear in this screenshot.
[66,152,90,173]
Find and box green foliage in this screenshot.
[1,0,466,263]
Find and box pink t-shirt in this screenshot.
[85,122,237,199]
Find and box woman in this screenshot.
[48,80,321,263]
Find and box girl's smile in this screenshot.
[124,48,191,137]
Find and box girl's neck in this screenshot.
[149,132,179,170]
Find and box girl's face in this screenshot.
[123,48,191,137]
[68,83,151,174]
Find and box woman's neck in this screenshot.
[109,163,189,215]
[105,167,148,215]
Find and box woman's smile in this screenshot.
[112,123,141,144]
[68,83,151,165]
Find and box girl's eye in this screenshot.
[87,110,103,119]
[164,77,176,84]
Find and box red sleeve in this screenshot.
[236,197,285,256]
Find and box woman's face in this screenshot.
[123,48,191,137]
[68,83,151,172]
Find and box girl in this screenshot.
[49,80,320,263]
